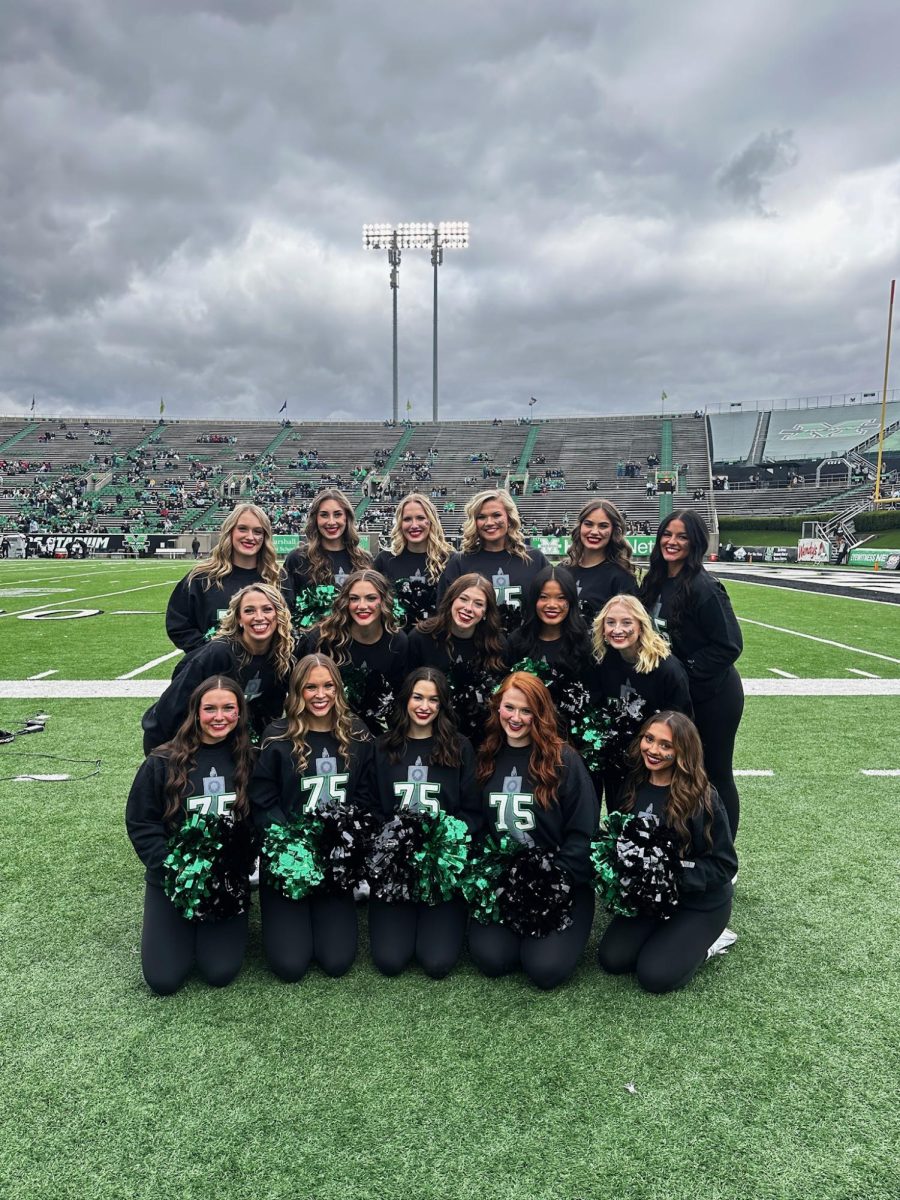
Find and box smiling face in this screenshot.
[660,518,690,574]
[317,501,347,549]
[347,581,382,630]
[602,602,640,658]
[579,506,613,561]
[198,688,240,744]
[640,721,676,784]
[407,678,440,734]
[476,501,509,550]
[231,513,265,567]
[535,579,569,631]
[238,590,277,651]
[498,685,534,747]
[450,585,487,637]
[302,665,337,728]
[400,500,431,549]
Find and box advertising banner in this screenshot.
[847,547,900,568]
[797,538,831,563]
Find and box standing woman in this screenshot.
[126,676,256,995]
[469,672,598,990]
[282,488,372,619]
[506,565,591,673]
[165,503,282,654]
[586,594,692,810]
[407,573,507,745]
[597,711,737,993]
[369,668,480,978]
[309,570,409,734]
[638,510,743,835]
[439,489,548,629]
[143,585,299,753]
[250,654,375,981]
[563,500,638,623]
[373,493,452,628]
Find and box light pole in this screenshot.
[363,221,469,423]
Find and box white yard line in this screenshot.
[767,667,798,678]
[118,650,182,680]
[860,769,900,777]
[0,581,170,619]
[734,770,775,776]
[714,573,899,605]
[738,617,900,665]
[27,669,58,680]
[743,679,900,696]
[847,668,881,678]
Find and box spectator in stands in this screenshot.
[439,489,549,631]
[281,488,372,622]
[165,504,281,654]
[563,500,638,622]
[372,493,453,630]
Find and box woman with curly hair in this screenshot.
[250,654,375,981]
[563,500,638,622]
[407,573,507,745]
[469,672,597,990]
[369,667,480,978]
[597,711,737,993]
[439,489,548,630]
[126,676,256,994]
[282,489,372,622]
[165,504,282,654]
[638,510,743,836]
[372,493,453,629]
[307,570,409,734]
[142,585,300,752]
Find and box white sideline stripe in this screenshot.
[0,581,169,619]
[767,667,798,678]
[738,617,900,665]
[720,576,895,606]
[860,769,900,776]
[744,679,900,695]
[27,670,58,679]
[734,770,774,776]
[118,650,182,679]
[847,668,881,678]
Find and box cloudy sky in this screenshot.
[1,0,899,423]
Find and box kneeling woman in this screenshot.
[597,711,737,994]
[469,672,598,990]
[250,654,375,981]
[370,668,480,978]
[126,676,256,995]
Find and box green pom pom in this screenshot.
[294,584,337,628]
[162,812,223,920]
[510,656,551,683]
[262,820,324,900]
[590,811,637,916]
[460,833,521,924]
[414,811,471,905]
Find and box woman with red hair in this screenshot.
[470,672,598,989]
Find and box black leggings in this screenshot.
[597,899,732,993]
[260,886,357,981]
[141,883,248,996]
[369,897,467,979]
[692,667,744,836]
[468,887,595,990]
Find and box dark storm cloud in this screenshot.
[0,0,898,421]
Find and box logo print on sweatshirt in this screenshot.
[301,751,348,812]
[488,767,535,839]
[394,756,441,815]
[185,766,236,817]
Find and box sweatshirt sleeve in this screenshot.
[141,642,233,754]
[662,655,694,717]
[125,755,170,880]
[249,733,292,828]
[682,577,743,690]
[554,747,600,884]
[679,789,738,898]
[349,735,378,814]
[165,575,206,654]
[457,737,484,835]
[436,553,463,602]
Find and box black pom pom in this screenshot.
[316,805,380,894]
[497,847,575,938]
[367,812,427,903]
[614,815,681,919]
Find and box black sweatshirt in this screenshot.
[372,734,481,830]
[569,561,639,622]
[478,743,598,884]
[650,570,743,703]
[372,548,439,627]
[407,628,507,674]
[249,719,376,827]
[307,628,410,691]
[584,648,693,717]
[282,547,365,613]
[628,780,737,911]
[505,630,591,675]
[438,547,549,610]
[126,741,249,886]
[141,637,298,752]
[165,566,265,654]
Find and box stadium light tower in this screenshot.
[363,221,469,423]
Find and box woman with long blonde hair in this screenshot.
[250,654,375,981]
[165,503,281,653]
[439,489,548,631]
[597,711,737,993]
[143,584,300,752]
[469,672,597,990]
[563,499,638,621]
[372,493,452,628]
[282,488,372,619]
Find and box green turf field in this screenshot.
[1,560,898,1200]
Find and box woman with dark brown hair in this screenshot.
[469,672,597,990]
[282,488,372,618]
[563,499,638,622]
[126,676,256,995]
[597,711,737,993]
